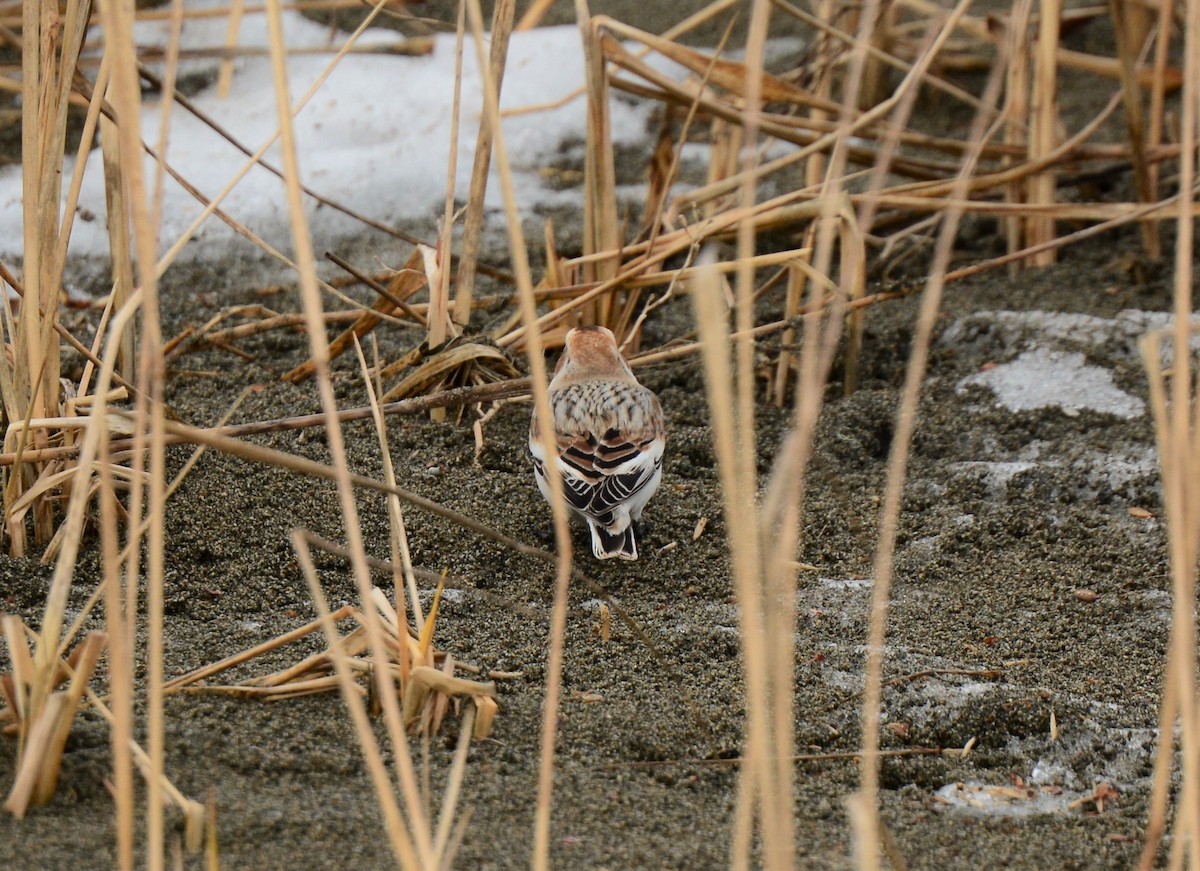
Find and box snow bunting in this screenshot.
[529,326,666,561]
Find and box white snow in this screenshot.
[957,348,1145,419]
[0,4,680,269]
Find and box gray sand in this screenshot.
[0,3,1181,868]
[0,234,1173,869]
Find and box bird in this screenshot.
[529,325,666,561]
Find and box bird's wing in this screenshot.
[556,423,664,527]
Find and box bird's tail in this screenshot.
[588,519,638,561]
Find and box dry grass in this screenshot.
[0,0,1198,868]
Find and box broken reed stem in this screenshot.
[164,605,357,692]
[216,0,246,98]
[99,104,135,386]
[1140,327,1200,871]
[262,0,434,865]
[1146,0,1174,210]
[691,257,758,871]
[464,4,573,870]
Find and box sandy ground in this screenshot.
[0,2,1186,869]
[0,227,1177,869]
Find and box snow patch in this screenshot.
[958,348,1144,419]
[0,6,736,268]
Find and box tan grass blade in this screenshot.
[32,631,105,805]
[292,532,424,871]
[464,4,574,870]
[1137,0,1200,865]
[854,35,1009,871]
[95,0,175,859]
[261,0,435,863]
[352,335,421,673]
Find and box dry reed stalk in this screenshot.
[453,0,515,325]
[420,245,457,422]
[12,0,89,550]
[1026,0,1061,265]
[726,1,797,865]
[800,0,907,858]
[99,106,135,384]
[516,0,555,31]
[217,0,246,98]
[577,0,620,319]
[54,52,111,286]
[1,629,104,815]
[149,0,185,238]
[90,36,435,62]
[4,5,140,860]
[262,0,437,864]
[1139,326,1200,869]
[1146,0,1174,212]
[1108,0,1159,257]
[753,0,894,861]
[861,0,896,109]
[463,3,573,869]
[164,605,357,692]
[443,0,468,331]
[1003,0,1032,271]
[771,0,834,407]
[693,250,817,871]
[94,0,175,859]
